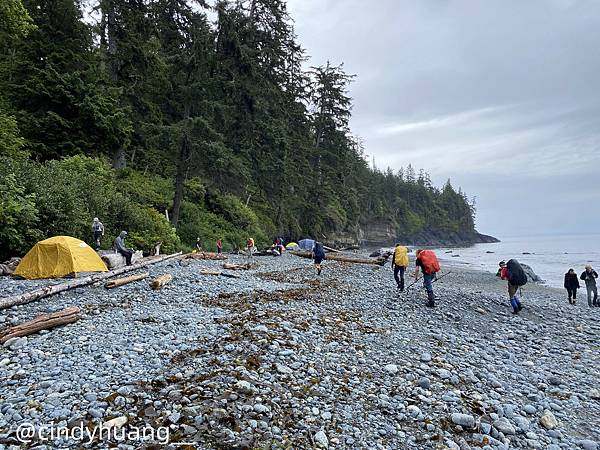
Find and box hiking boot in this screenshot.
[517,304,523,312]
[426,291,435,308]
[317,268,321,276]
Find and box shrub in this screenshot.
[0,172,41,259]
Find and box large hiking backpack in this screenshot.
[314,243,325,259]
[418,250,440,274]
[507,259,527,286]
[393,245,409,267]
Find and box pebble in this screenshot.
[451,413,475,428]
[384,364,399,374]
[0,255,597,449]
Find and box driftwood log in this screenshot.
[150,273,173,290]
[0,306,81,343]
[223,263,251,271]
[290,251,386,266]
[200,269,241,279]
[104,272,149,289]
[0,252,184,311]
[323,245,342,253]
[186,252,227,261]
[0,257,21,276]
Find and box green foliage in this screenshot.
[0,0,479,259]
[124,205,179,254]
[0,111,26,157]
[0,0,35,44]
[0,172,41,259]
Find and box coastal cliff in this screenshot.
[324,221,499,248]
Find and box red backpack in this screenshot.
[418,250,440,274]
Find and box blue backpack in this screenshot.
[314,243,325,259]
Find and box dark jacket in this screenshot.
[580,269,598,286]
[114,231,130,253]
[564,272,580,290]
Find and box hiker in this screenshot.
[564,268,580,305]
[195,237,203,252]
[246,237,255,258]
[313,241,326,276]
[391,243,409,291]
[216,238,223,254]
[414,249,440,307]
[114,231,134,266]
[580,265,598,307]
[92,217,104,250]
[499,259,527,314]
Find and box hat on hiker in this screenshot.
[499,260,506,267]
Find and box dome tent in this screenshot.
[14,236,108,279]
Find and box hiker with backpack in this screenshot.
[499,259,527,314]
[414,249,440,307]
[564,268,580,305]
[92,217,104,251]
[580,265,598,307]
[391,243,409,291]
[312,241,326,276]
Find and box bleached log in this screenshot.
[0,252,184,310]
[150,273,173,290]
[104,272,149,289]
[290,251,386,266]
[0,307,81,343]
[222,263,251,271]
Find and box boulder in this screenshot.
[521,263,542,282]
[100,250,143,270]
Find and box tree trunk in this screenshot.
[0,253,184,310]
[171,130,190,228]
[290,251,386,266]
[223,263,251,271]
[150,274,173,290]
[186,252,227,261]
[104,272,149,289]
[0,307,81,343]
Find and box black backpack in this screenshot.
[507,259,527,286]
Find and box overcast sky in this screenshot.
[287,0,600,238]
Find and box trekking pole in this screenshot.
[432,271,452,283]
[402,271,452,296]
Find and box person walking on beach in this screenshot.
[216,238,223,254]
[312,241,326,276]
[92,217,104,250]
[580,265,598,307]
[564,268,580,305]
[414,249,440,307]
[246,237,255,259]
[391,243,409,291]
[499,259,527,314]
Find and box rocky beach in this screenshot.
[0,253,599,449]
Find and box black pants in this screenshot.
[118,249,133,265]
[94,231,102,249]
[394,266,406,290]
[566,287,577,300]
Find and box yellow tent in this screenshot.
[14,236,108,279]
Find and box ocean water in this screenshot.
[436,234,600,289]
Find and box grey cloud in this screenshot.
[288,0,600,235]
